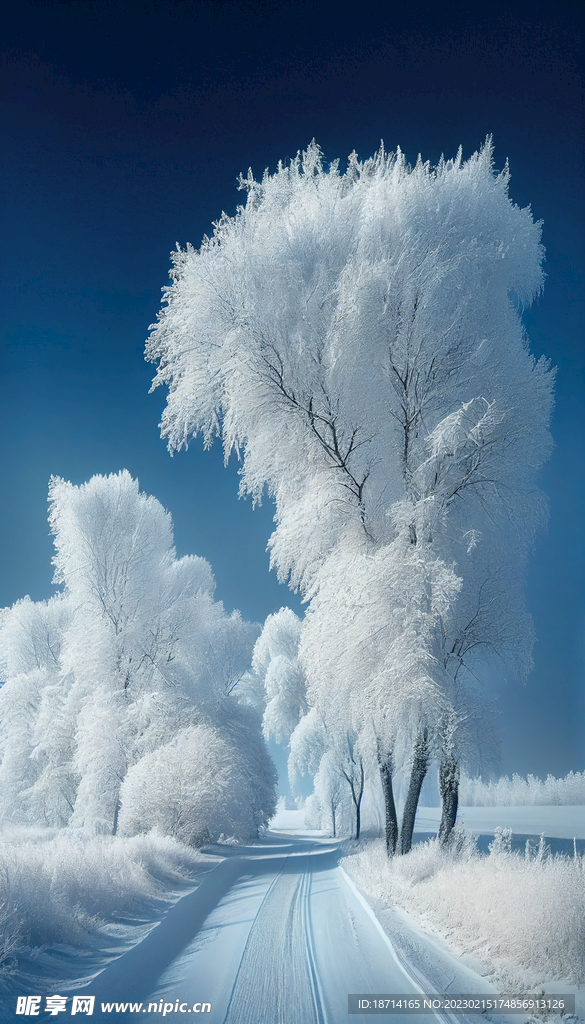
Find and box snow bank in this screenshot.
[0,829,208,995]
[341,834,585,988]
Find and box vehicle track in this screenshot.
[300,868,326,1024]
[222,856,325,1024]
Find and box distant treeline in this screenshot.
[459,770,585,806]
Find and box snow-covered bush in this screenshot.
[460,770,585,806]
[342,838,585,985]
[119,723,273,845]
[119,726,233,845]
[0,829,204,997]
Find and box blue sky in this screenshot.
[1,0,583,777]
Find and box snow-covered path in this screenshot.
[83,833,429,1022]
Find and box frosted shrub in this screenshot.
[489,826,513,854]
[342,839,585,985]
[119,724,254,845]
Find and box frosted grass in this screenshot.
[342,835,585,986]
[0,829,205,994]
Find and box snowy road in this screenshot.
[84,833,438,1023]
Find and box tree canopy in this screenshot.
[0,471,276,840]
[147,139,554,848]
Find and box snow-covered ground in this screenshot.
[268,806,315,832]
[2,809,582,1022]
[16,820,576,1024]
[271,804,585,841]
[272,805,585,1023]
[42,833,457,1023]
[415,805,585,840]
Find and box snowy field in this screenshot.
[271,803,585,842]
[415,805,585,840]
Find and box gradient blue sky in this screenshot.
[1,0,583,777]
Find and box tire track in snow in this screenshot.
[300,868,326,1024]
[222,856,325,1024]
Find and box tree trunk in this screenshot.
[438,753,459,844]
[400,729,429,854]
[354,761,365,839]
[344,761,365,840]
[379,755,398,855]
[112,793,121,836]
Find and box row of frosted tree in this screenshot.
[0,471,277,843]
[459,770,585,807]
[0,139,555,852]
[146,139,554,852]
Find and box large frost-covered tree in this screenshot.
[147,139,553,851]
[0,472,277,841]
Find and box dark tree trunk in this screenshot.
[379,755,398,855]
[344,760,365,840]
[112,793,121,836]
[438,753,459,844]
[353,761,365,839]
[400,729,430,854]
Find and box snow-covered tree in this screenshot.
[459,769,585,807]
[46,471,208,832]
[118,722,273,845]
[306,750,349,837]
[252,607,307,745]
[0,472,277,840]
[297,529,459,851]
[0,594,73,825]
[147,139,554,852]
